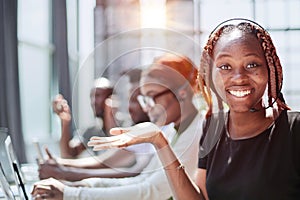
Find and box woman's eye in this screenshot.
[218,65,231,70]
[246,63,259,69]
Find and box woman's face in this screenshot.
[139,77,181,127]
[212,30,268,113]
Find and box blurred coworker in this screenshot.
[38,70,152,181]
[32,54,203,200]
[53,77,113,158]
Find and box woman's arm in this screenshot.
[153,133,206,200]
[88,122,207,200]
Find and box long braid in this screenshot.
[256,28,278,107]
[198,27,226,118]
[254,25,290,110]
[198,51,213,118]
[198,19,290,118]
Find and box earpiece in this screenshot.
[178,90,187,102]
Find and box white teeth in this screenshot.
[229,90,251,97]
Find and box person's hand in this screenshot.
[39,160,66,180]
[87,122,161,150]
[31,178,64,200]
[38,148,66,180]
[52,94,71,122]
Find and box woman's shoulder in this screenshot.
[287,110,300,119]
[287,111,300,129]
[284,111,300,140]
[286,110,300,126]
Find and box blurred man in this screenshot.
[38,70,152,181]
[53,77,113,158]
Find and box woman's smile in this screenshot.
[227,89,252,98]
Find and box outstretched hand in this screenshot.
[87,122,161,151]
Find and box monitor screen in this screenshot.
[0,162,16,199]
[0,130,15,184]
[5,136,29,200]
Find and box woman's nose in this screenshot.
[231,68,248,83]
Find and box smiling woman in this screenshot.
[87,18,300,200]
[201,21,290,117]
[197,18,299,199]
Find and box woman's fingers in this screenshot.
[87,136,120,149]
[110,122,160,137]
[120,122,160,139]
[92,139,130,150]
[88,134,133,150]
[110,127,130,135]
[89,135,121,143]
[88,122,160,151]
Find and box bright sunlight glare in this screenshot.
[140,0,166,28]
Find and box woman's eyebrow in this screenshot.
[243,52,262,58]
[214,53,231,60]
[215,52,261,60]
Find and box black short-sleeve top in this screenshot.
[198,110,300,200]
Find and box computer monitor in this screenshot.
[0,129,15,184]
[0,162,16,199]
[5,136,29,200]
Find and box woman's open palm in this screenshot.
[87,122,161,150]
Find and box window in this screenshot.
[18,0,95,162]
[18,0,53,144]
[17,0,300,162]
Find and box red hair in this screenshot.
[151,53,199,92]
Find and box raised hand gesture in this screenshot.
[52,94,71,122]
[87,122,161,150]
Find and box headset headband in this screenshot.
[209,18,267,37]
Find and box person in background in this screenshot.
[126,69,151,125]
[53,77,113,159]
[88,18,300,200]
[38,69,153,181]
[31,53,204,200]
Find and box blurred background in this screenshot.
[0,0,299,163]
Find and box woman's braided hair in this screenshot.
[198,18,290,118]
